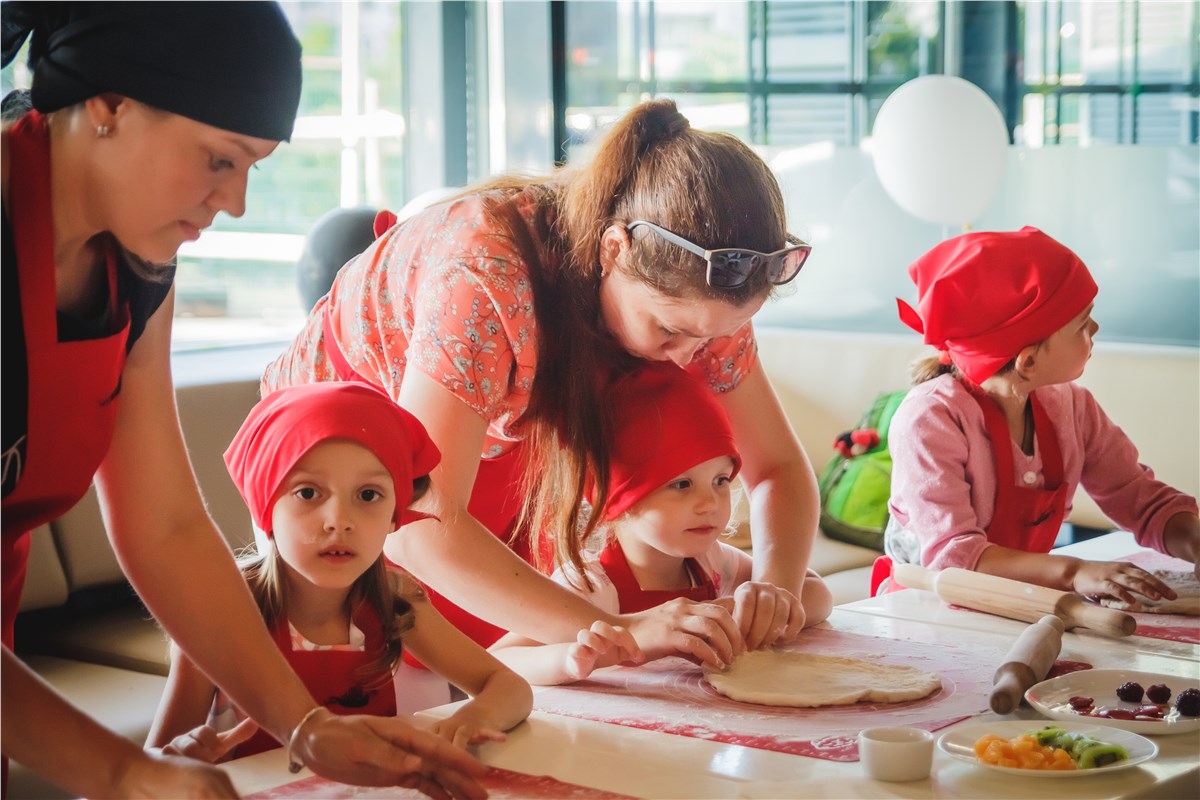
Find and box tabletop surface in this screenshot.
[222,532,1200,800]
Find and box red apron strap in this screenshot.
[598,539,717,614]
[967,386,1068,554]
[321,306,362,383]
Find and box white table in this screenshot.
[223,533,1199,799]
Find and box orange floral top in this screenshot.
[262,190,759,460]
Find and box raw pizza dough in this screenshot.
[1099,570,1200,616]
[703,650,941,708]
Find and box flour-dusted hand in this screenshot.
[153,718,259,764]
[723,581,806,650]
[1073,560,1176,606]
[623,597,743,669]
[564,621,642,680]
[291,710,488,799]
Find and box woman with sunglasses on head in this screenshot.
[264,98,827,680]
[1,4,485,798]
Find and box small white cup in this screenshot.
[858,726,935,782]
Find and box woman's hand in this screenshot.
[293,710,488,800]
[117,750,243,799]
[1072,560,1176,605]
[564,621,642,680]
[621,597,742,669]
[152,718,258,764]
[722,581,806,650]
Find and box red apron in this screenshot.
[874,388,1067,596]
[2,112,130,647]
[322,309,547,654]
[598,538,718,613]
[231,604,397,759]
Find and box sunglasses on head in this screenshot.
[626,220,811,289]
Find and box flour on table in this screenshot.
[1099,570,1200,616]
[703,650,941,707]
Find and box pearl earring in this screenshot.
[96,124,110,138]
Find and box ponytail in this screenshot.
[465,98,790,580]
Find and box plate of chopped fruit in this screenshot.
[1025,669,1200,735]
[938,721,1157,777]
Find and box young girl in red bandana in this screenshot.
[148,382,531,761]
[879,227,1199,597]
[490,363,833,685]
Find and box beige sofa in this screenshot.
[11,330,1198,798]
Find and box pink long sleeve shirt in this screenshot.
[884,375,1198,570]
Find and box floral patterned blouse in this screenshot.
[263,189,759,460]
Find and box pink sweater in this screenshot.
[885,375,1198,570]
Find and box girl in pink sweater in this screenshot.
[881,227,1199,599]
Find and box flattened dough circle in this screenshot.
[703,650,941,707]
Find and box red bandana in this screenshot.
[224,382,440,534]
[897,226,1098,384]
[596,363,741,522]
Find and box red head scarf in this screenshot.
[596,362,742,522]
[224,382,440,535]
[896,226,1098,385]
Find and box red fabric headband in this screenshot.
[896,226,1097,384]
[597,362,741,522]
[224,382,441,535]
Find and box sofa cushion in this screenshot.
[20,602,170,676]
[18,525,69,612]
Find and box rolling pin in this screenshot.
[989,614,1064,714]
[893,563,1136,638]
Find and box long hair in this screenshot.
[239,475,430,688]
[464,99,790,580]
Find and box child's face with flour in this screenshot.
[270,440,397,591]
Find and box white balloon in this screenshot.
[871,75,1009,227]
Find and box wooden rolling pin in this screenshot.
[989,614,1065,714]
[893,563,1136,638]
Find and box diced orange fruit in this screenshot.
[972,733,1078,771]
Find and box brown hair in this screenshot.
[910,354,1014,386]
[239,474,431,689]
[465,99,790,581]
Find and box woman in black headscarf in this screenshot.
[1,4,485,798]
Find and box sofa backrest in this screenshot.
[756,327,1200,531]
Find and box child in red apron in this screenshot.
[490,363,833,685]
[874,227,1198,598]
[147,382,531,762]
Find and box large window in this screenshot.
[3,1,1196,349]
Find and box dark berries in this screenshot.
[1115,682,1144,703]
[1146,684,1171,704]
[1175,688,1200,717]
[1068,695,1094,710]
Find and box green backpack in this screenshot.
[816,390,908,551]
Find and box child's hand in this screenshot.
[429,709,509,750]
[1072,560,1177,605]
[624,597,741,668]
[150,717,258,764]
[724,582,807,650]
[564,620,642,680]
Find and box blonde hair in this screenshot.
[465,99,790,583]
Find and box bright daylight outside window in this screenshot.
[0,2,406,354]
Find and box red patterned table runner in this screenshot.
[532,627,999,762]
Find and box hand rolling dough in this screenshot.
[703,650,941,707]
[1099,570,1200,616]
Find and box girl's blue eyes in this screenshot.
[209,157,235,172]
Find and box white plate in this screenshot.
[938,720,1157,777]
[1025,669,1200,735]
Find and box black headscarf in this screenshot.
[2,1,302,141]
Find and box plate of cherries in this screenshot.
[1026,669,1200,735]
